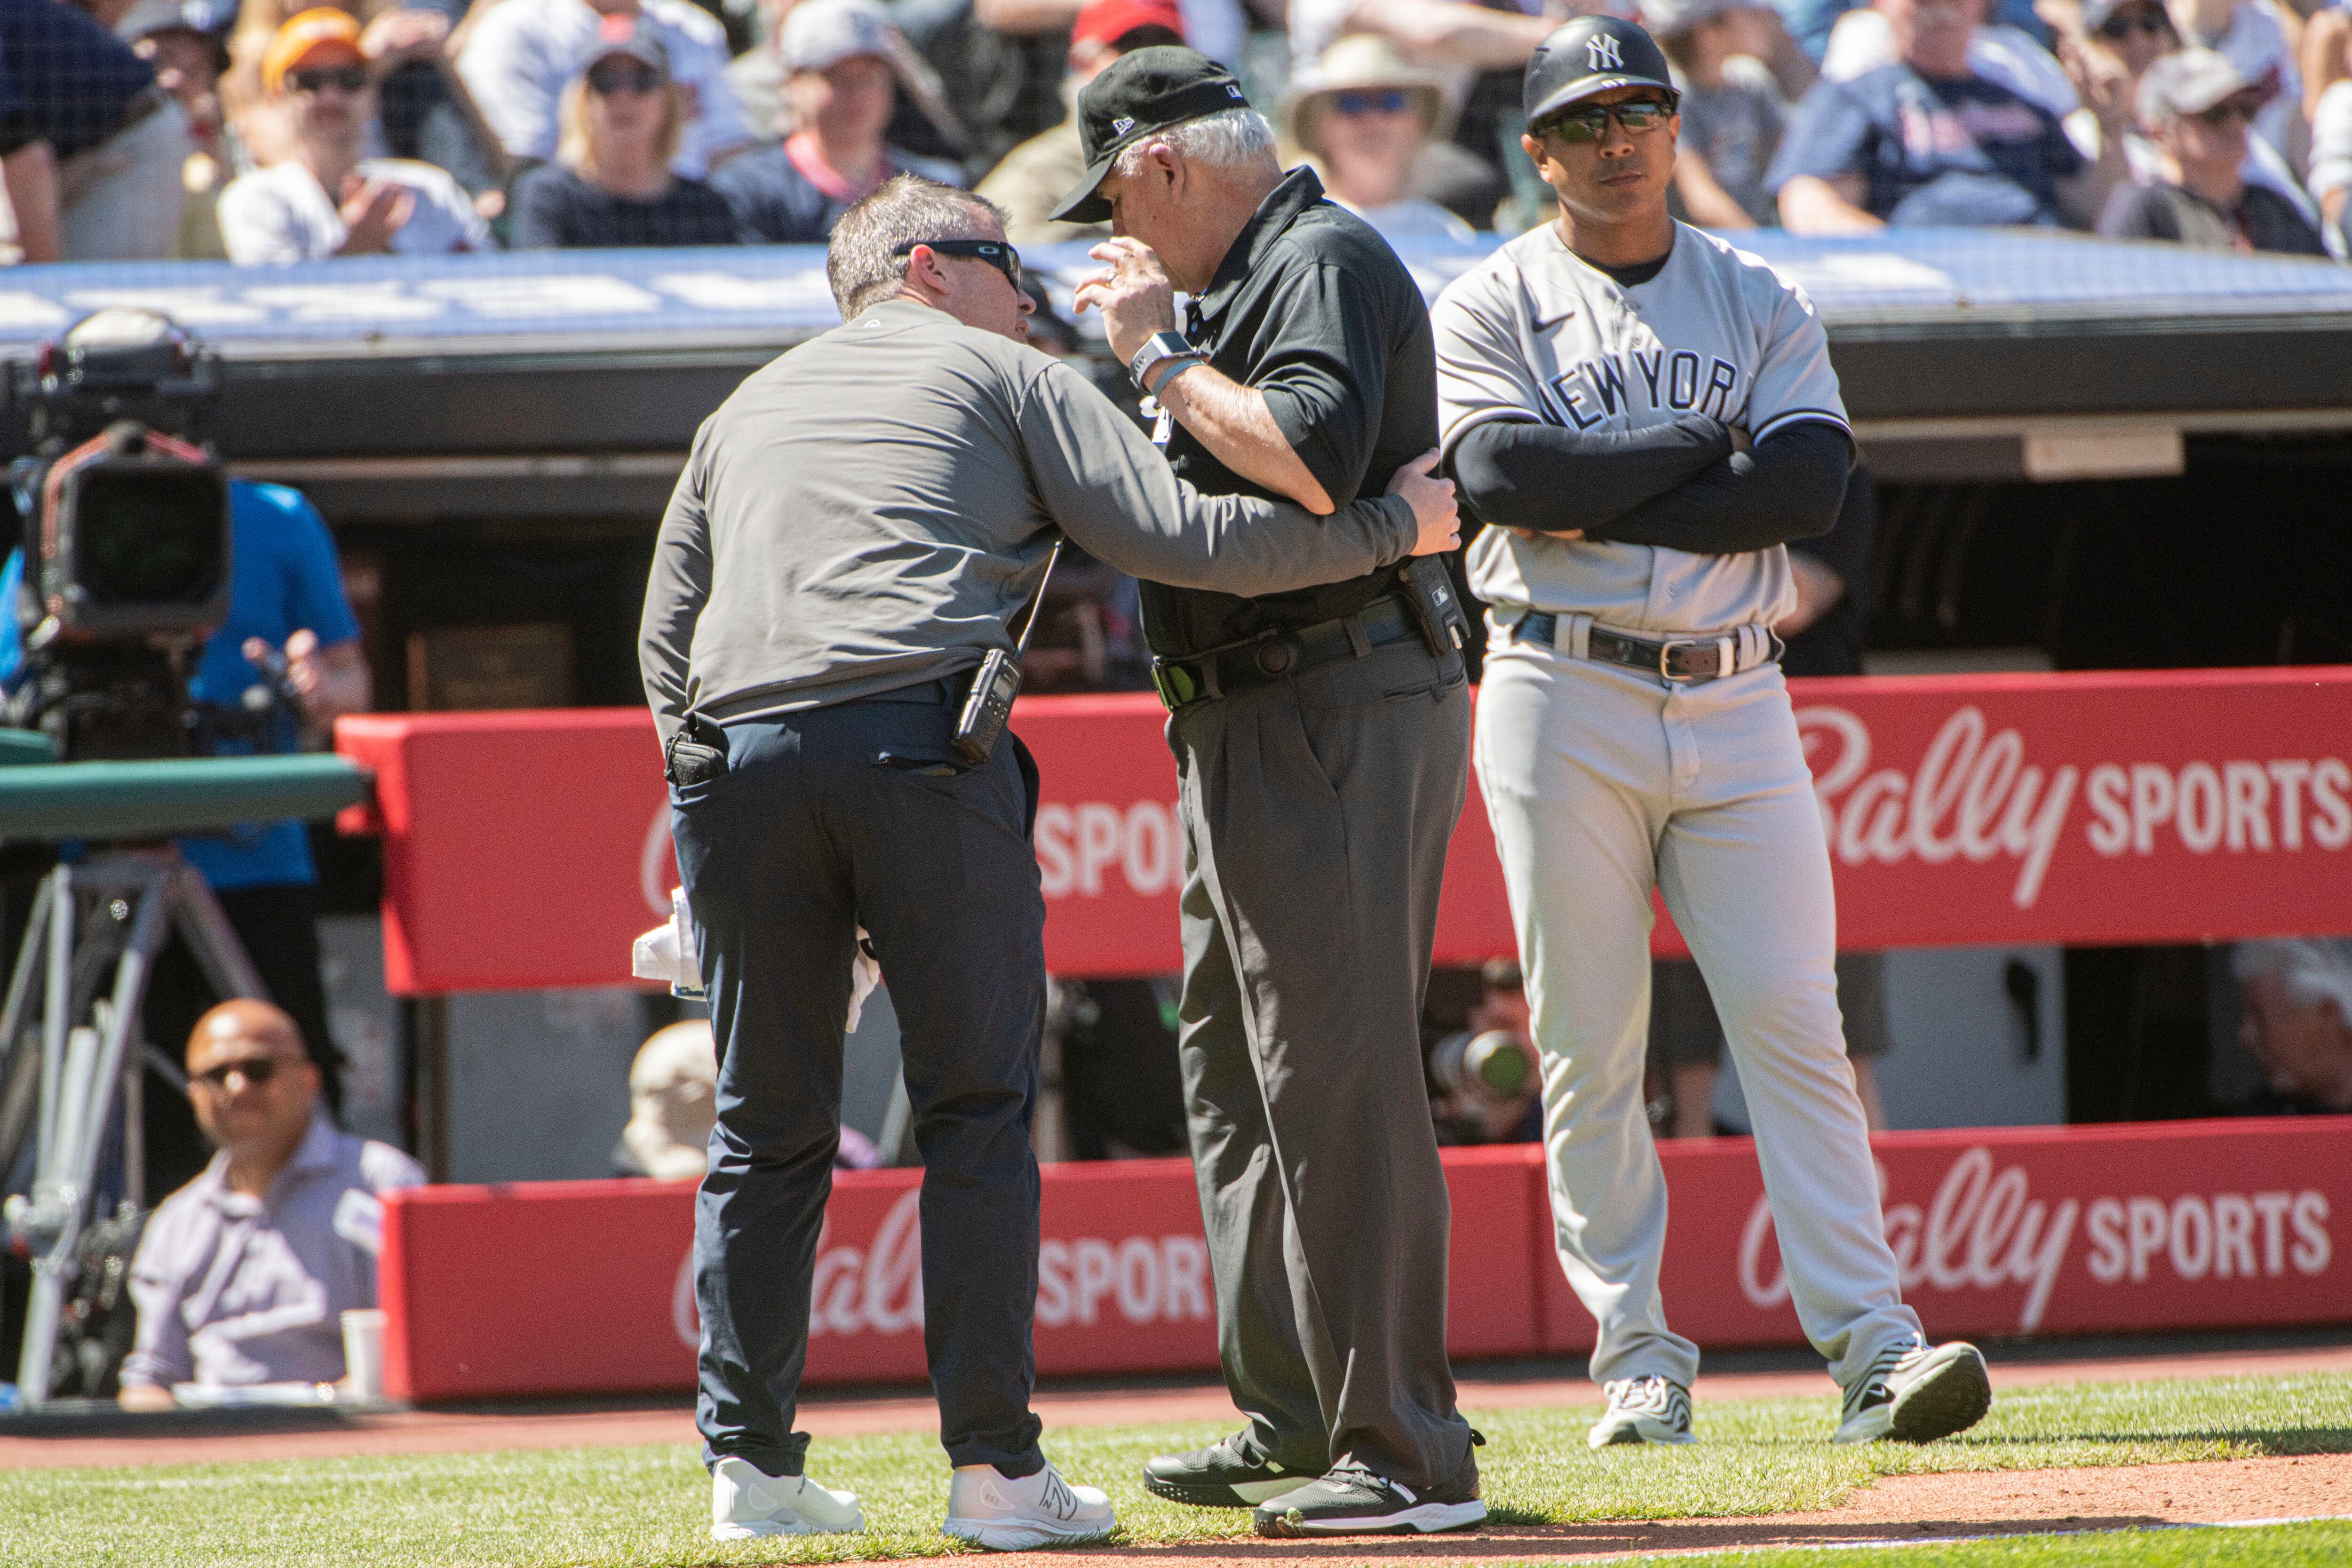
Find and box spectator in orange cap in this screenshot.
[978,0,1186,246]
[217,7,486,262]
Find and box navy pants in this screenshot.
[670,690,1047,1478]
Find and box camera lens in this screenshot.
[75,468,226,606]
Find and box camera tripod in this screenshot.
[0,847,267,1405]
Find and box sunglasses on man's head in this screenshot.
[587,61,663,95]
[2194,96,2262,127]
[192,1055,282,1090]
[1539,96,1678,143]
[289,64,368,95]
[891,237,1023,290]
[1334,88,1414,117]
[2097,8,2173,37]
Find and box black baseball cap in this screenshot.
[1523,16,1676,130]
[1050,45,1254,223]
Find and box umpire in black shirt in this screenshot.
[1062,48,1483,1538]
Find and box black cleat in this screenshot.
[1142,1433,1308,1509]
[1251,1441,1486,1538]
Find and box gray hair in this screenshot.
[826,175,1007,320]
[2234,938,2352,1018]
[1112,107,1279,182]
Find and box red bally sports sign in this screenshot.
[337,668,2352,992]
[378,1120,2351,1402]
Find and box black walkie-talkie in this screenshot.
[952,540,1062,765]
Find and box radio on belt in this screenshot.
[952,539,1063,765]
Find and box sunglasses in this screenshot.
[892,237,1022,290]
[1538,96,1678,143]
[192,1055,282,1090]
[1334,88,1414,116]
[2194,97,2262,126]
[2097,8,2173,37]
[289,64,368,95]
[587,61,663,95]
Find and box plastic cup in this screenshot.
[341,1308,386,1403]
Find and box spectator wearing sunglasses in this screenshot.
[2098,47,2322,250]
[978,0,1187,248]
[512,24,739,247]
[217,8,485,262]
[2163,0,2299,167]
[117,1001,424,1411]
[1282,35,1485,244]
[1771,0,2126,230]
[712,0,962,245]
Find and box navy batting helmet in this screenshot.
[1523,16,1676,130]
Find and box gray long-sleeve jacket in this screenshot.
[639,299,1421,747]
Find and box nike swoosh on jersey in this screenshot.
[1533,309,1576,330]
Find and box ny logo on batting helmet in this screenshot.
[1587,33,1623,70]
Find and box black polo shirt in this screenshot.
[1146,166,1438,658]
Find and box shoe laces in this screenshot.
[1327,1460,1413,1503]
[1847,1337,1926,1409]
[1603,1374,1672,1412]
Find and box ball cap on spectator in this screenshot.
[784,0,892,72]
[1071,0,1186,54]
[1523,16,1676,129]
[115,0,225,44]
[581,12,670,77]
[2137,45,2264,125]
[1051,45,1252,223]
[1636,0,1741,37]
[264,8,365,93]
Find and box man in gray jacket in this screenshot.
[639,174,1457,1551]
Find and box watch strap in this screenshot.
[1129,329,1197,387]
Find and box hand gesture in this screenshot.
[338,174,414,255]
[1387,450,1461,557]
[1073,236,1178,368]
[243,629,340,728]
[359,7,449,63]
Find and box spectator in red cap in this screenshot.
[978,0,1185,246]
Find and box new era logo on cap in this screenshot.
[1113,115,1135,133]
[1588,33,1622,69]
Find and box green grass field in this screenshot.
[5,1372,2346,1568]
[1642,1520,2352,1567]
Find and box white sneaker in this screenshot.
[944,1461,1118,1550]
[1588,1375,1697,1449]
[1834,1337,1992,1444]
[710,1456,865,1541]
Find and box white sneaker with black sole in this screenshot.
[1253,1447,1486,1538]
[1835,1337,1992,1444]
[943,1460,1117,1550]
[709,1456,865,1540]
[1588,1375,1697,1449]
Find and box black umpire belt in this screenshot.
[1152,595,1423,710]
[1507,611,1782,686]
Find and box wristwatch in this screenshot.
[1128,330,1198,388]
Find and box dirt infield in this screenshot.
[1042,1454,2352,1566]
[2,1336,2346,1472]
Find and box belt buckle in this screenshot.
[1657,638,1702,684]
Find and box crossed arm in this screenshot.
[1445,414,1852,554]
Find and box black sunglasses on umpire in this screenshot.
[892,237,1023,290]
[290,64,369,95]
[587,62,663,95]
[1539,96,1678,144]
[193,1055,282,1090]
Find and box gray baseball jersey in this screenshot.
[1432,221,1848,637]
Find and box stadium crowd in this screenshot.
[2,0,2351,261]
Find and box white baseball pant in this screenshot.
[1473,632,1921,1389]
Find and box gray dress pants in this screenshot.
[1168,634,1475,1489]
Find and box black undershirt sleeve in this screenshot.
[1447,413,1732,533]
[1588,420,1853,554]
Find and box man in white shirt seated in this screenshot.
[460,0,751,181]
[217,9,485,263]
[118,1000,424,1409]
